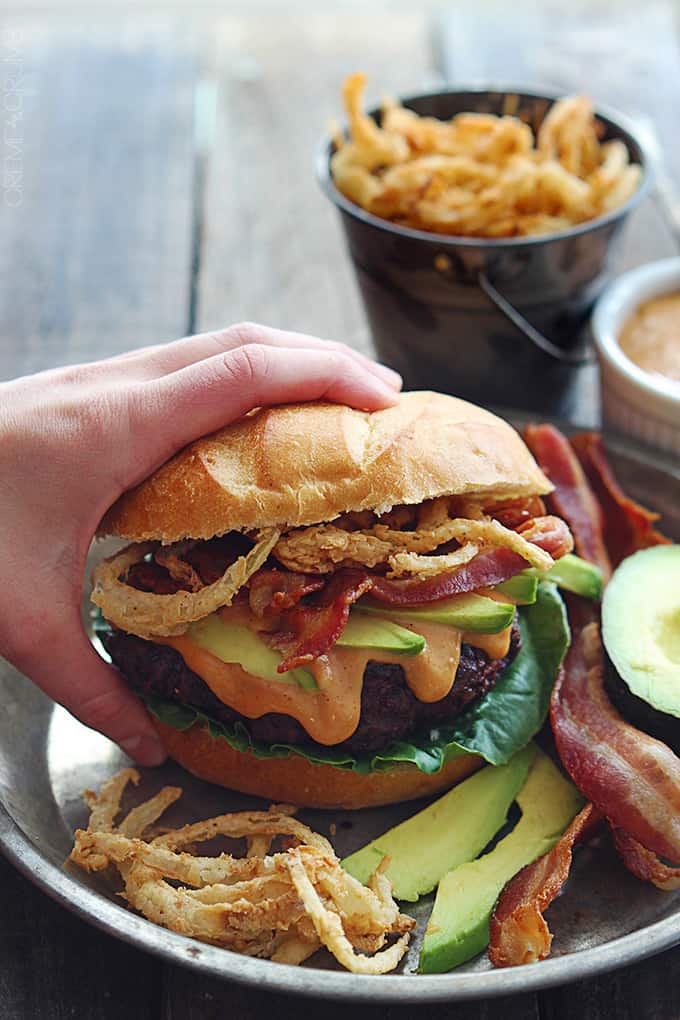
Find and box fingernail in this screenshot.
[373,377,401,401]
[120,734,167,766]
[372,362,402,389]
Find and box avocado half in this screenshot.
[602,545,680,753]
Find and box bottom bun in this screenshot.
[154,719,483,809]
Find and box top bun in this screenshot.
[100,391,551,542]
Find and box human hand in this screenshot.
[0,324,401,765]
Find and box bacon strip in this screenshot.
[478,426,674,969]
[369,548,525,605]
[487,496,547,531]
[128,535,258,594]
[274,570,373,672]
[488,804,602,967]
[248,569,324,616]
[516,515,574,558]
[551,616,680,863]
[570,431,670,566]
[127,560,189,595]
[259,513,572,664]
[183,534,256,585]
[611,828,680,891]
[524,424,611,580]
[369,516,573,606]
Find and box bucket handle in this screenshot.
[478,270,595,366]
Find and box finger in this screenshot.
[12,620,166,766]
[122,344,400,481]
[108,323,402,391]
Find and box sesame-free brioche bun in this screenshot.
[153,718,483,809]
[100,391,551,543]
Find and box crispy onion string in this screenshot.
[70,770,414,972]
[386,544,479,578]
[274,516,554,575]
[91,528,280,638]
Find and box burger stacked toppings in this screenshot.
[91,393,575,808]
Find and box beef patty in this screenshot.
[102,620,520,756]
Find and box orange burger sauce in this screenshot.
[619,293,680,383]
[161,620,512,747]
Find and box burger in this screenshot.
[92,392,574,809]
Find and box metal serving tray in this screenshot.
[1,424,679,1003]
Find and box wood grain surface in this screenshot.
[192,12,430,354]
[437,0,680,428]
[1,4,679,1018]
[0,21,196,379]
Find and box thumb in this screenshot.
[9,612,166,766]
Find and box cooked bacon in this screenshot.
[611,828,680,891]
[274,570,373,673]
[368,516,572,606]
[121,535,258,595]
[274,512,562,576]
[488,496,547,530]
[252,512,573,662]
[369,548,526,605]
[155,545,203,592]
[488,804,602,967]
[516,514,574,560]
[570,431,670,566]
[551,615,680,863]
[126,560,188,595]
[184,534,255,585]
[524,424,611,579]
[248,569,324,616]
[477,426,674,970]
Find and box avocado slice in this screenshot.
[602,546,680,741]
[335,614,425,656]
[188,611,425,689]
[419,749,583,973]
[188,616,317,689]
[342,744,535,901]
[355,593,515,633]
[495,574,539,605]
[526,553,603,601]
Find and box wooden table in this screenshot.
[1,3,679,1017]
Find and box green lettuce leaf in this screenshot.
[143,582,569,776]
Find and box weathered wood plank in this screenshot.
[437,8,680,1011]
[1,8,678,1020]
[435,0,680,426]
[435,0,680,268]
[538,947,680,1020]
[0,850,161,1020]
[0,16,199,1016]
[162,13,539,1016]
[0,19,197,380]
[194,12,432,355]
[161,966,541,1020]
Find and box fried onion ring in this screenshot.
[154,543,203,592]
[91,528,279,638]
[286,851,412,974]
[274,516,553,575]
[386,543,479,578]
[70,770,414,974]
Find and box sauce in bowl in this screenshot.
[619,293,680,384]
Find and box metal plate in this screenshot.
[1,424,680,1003]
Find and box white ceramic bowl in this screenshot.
[592,257,680,455]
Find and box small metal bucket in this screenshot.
[318,89,650,415]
